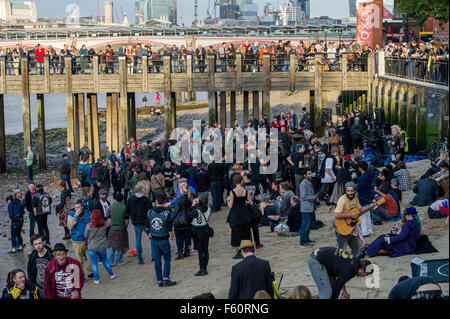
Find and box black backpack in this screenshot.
[32,152,38,167]
[173,209,189,229]
[78,167,87,182]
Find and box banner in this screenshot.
[357,0,382,47]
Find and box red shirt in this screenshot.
[35,48,45,62]
[105,49,114,61]
[382,193,398,217]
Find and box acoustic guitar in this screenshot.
[334,197,385,236]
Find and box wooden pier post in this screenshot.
[171,92,176,130]
[252,91,259,119]
[64,56,74,149]
[106,93,113,153]
[406,88,417,140]
[230,91,236,126]
[220,91,226,128]
[128,92,136,139]
[37,94,46,170]
[439,94,449,140]
[243,91,249,125]
[77,93,85,149]
[207,54,217,126]
[90,94,100,161]
[111,93,119,153]
[0,94,5,172]
[313,54,322,133]
[164,56,173,138]
[262,53,271,118]
[119,57,129,146]
[22,58,31,158]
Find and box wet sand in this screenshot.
[0,91,448,299]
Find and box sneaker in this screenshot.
[116,261,126,266]
[175,254,184,260]
[256,243,264,248]
[138,260,144,265]
[190,249,198,255]
[300,243,314,248]
[94,280,100,284]
[162,280,177,287]
[307,240,316,244]
[183,251,190,257]
[232,253,242,259]
[8,250,16,254]
[110,275,116,280]
[88,274,94,279]
[158,282,163,287]
[195,269,206,276]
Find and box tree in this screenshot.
[398,0,449,27]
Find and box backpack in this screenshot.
[78,167,87,182]
[32,152,38,166]
[90,165,99,180]
[37,193,51,215]
[57,162,66,174]
[173,210,189,229]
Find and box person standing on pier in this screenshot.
[58,154,74,193]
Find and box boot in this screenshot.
[183,248,190,257]
[175,252,184,260]
[195,269,206,276]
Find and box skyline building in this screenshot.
[348,0,356,17]
[0,0,37,23]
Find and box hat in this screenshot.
[13,189,22,194]
[52,243,69,253]
[178,178,187,184]
[99,189,107,195]
[345,182,357,189]
[405,207,417,215]
[237,240,255,254]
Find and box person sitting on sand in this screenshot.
[388,275,444,299]
[411,170,439,206]
[291,285,312,299]
[364,207,421,258]
[274,196,301,237]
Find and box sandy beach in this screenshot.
[0,91,448,299]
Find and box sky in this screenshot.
[26,0,351,26]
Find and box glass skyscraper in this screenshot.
[145,0,177,24]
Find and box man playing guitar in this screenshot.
[334,182,380,257]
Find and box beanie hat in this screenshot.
[405,207,417,215]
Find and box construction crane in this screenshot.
[206,0,220,20]
[97,0,100,22]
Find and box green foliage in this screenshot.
[398,0,449,27]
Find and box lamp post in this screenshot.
[401,13,408,43]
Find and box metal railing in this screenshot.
[385,57,449,86]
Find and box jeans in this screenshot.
[373,207,393,223]
[300,212,313,245]
[133,224,149,263]
[308,255,333,299]
[35,214,50,243]
[108,248,124,264]
[87,248,114,281]
[210,181,222,212]
[335,231,360,257]
[220,58,227,72]
[28,212,36,237]
[27,165,33,181]
[174,228,190,254]
[60,174,74,193]
[37,62,44,75]
[11,221,24,249]
[250,221,261,245]
[151,239,172,283]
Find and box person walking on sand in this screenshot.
[84,209,116,284]
[7,190,25,254]
[228,240,274,299]
[107,193,129,266]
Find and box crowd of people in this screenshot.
[1,38,448,76]
[4,98,448,299]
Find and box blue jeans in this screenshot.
[151,239,172,283]
[60,174,74,193]
[174,228,190,254]
[28,212,36,237]
[108,247,124,264]
[133,225,149,263]
[300,212,313,245]
[87,248,114,281]
[11,221,24,249]
[210,181,222,212]
[27,165,33,181]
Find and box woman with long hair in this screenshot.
[111,159,124,200]
[84,209,115,284]
[1,269,41,299]
[227,174,253,259]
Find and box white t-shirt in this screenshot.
[321,157,336,183]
